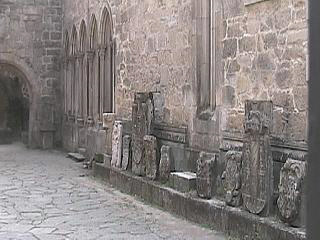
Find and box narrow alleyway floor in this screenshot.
[0,143,226,240]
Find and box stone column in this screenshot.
[70,56,76,120]
[77,53,85,120]
[241,100,273,216]
[63,59,69,117]
[99,47,106,119]
[131,92,154,176]
[86,51,94,124]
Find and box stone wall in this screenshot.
[220,0,308,146]
[0,0,63,148]
[63,0,195,126]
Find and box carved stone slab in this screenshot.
[159,145,172,182]
[103,113,116,155]
[132,92,154,176]
[144,135,158,180]
[223,151,242,207]
[277,159,306,227]
[111,121,123,168]
[196,152,217,199]
[242,100,273,216]
[121,135,131,171]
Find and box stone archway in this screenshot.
[0,56,40,148]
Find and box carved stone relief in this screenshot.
[196,152,217,199]
[132,92,154,176]
[241,100,273,216]
[222,151,242,207]
[277,159,306,227]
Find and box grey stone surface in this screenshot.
[196,152,217,199]
[159,145,172,182]
[121,135,131,171]
[144,135,159,180]
[111,121,123,168]
[242,100,273,216]
[132,93,154,176]
[277,159,306,227]
[0,143,225,240]
[170,172,197,193]
[102,113,116,155]
[222,151,242,207]
[67,152,86,162]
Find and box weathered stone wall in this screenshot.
[63,0,195,126]
[0,0,63,148]
[220,0,308,145]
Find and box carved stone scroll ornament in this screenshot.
[241,100,273,216]
[277,159,306,227]
[222,151,242,207]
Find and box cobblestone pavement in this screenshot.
[0,143,226,240]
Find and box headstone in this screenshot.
[103,113,116,155]
[242,100,273,216]
[132,92,154,176]
[159,145,172,182]
[144,135,158,180]
[277,159,306,227]
[111,121,123,168]
[121,135,132,171]
[222,151,242,207]
[169,172,197,193]
[196,152,217,199]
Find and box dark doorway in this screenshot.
[0,75,30,144]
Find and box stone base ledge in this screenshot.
[93,162,306,240]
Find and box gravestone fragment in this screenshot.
[222,151,242,207]
[196,152,217,199]
[132,92,154,176]
[111,121,123,168]
[241,100,273,216]
[144,135,158,180]
[103,113,116,155]
[277,159,306,227]
[159,145,172,182]
[121,135,132,171]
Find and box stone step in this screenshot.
[169,172,197,193]
[67,152,86,162]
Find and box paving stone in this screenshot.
[0,143,225,240]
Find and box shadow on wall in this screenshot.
[0,77,29,144]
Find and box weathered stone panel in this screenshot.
[111,121,123,168]
[131,93,154,176]
[241,100,273,216]
[277,159,306,227]
[222,151,242,207]
[144,135,159,180]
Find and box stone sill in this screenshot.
[93,162,306,240]
[244,0,270,6]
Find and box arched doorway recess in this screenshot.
[0,60,38,147]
